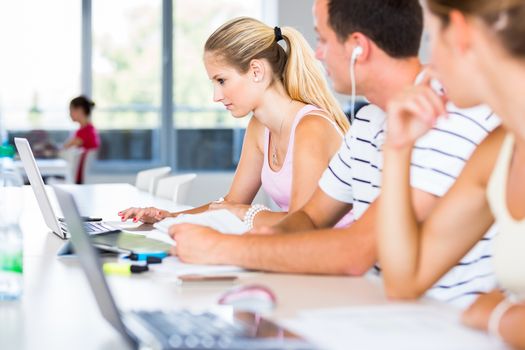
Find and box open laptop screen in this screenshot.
[53,186,136,348]
[14,138,63,237]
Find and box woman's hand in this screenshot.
[386,72,447,149]
[208,200,250,221]
[248,225,282,235]
[118,207,171,224]
[462,290,506,331]
[463,291,525,349]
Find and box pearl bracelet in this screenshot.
[488,297,515,341]
[243,204,271,230]
[212,197,225,204]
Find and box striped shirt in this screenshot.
[319,103,501,308]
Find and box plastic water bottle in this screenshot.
[0,144,24,300]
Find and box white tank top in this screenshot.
[487,133,525,300]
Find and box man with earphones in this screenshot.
[169,0,499,307]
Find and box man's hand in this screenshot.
[168,223,226,264]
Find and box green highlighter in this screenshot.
[103,263,149,276]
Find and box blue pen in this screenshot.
[128,252,168,262]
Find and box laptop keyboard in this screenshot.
[60,221,120,235]
[133,310,246,349]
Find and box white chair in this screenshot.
[81,150,98,184]
[135,166,171,193]
[155,173,197,203]
[58,148,98,184]
[59,147,82,184]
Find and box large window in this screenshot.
[2,0,271,171]
[173,1,263,170]
[92,0,162,163]
[173,0,262,128]
[0,0,80,138]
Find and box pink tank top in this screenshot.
[260,104,354,228]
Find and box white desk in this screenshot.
[14,158,70,182]
[0,184,507,350]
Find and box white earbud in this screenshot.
[351,46,363,63]
[349,46,363,123]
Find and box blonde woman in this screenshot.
[120,17,352,229]
[377,0,525,347]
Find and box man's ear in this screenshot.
[343,32,370,62]
[249,59,266,82]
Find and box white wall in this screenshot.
[278,0,316,46]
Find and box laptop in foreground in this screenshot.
[14,137,119,239]
[54,186,315,350]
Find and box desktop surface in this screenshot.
[0,184,506,350]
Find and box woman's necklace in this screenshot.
[271,99,296,167]
[272,116,285,167]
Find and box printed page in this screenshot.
[281,304,510,350]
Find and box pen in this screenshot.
[103,263,149,276]
[128,252,168,263]
[176,274,238,286]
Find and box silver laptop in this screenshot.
[14,137,120,239]
[54,187,315,350]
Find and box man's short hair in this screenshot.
[327,0,423,58]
